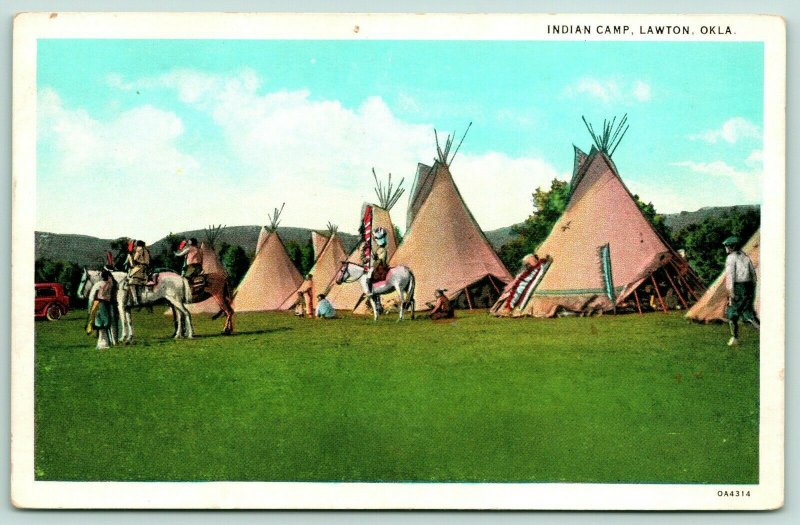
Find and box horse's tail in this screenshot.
[182,277,192,304]
[406,269,416,320]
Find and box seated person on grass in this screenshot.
[315,293,337,319]
[429,289,454,320]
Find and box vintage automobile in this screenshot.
[34,282,70,321]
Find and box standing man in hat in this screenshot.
[723,235,759,346]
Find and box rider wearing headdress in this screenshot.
[126,240,151,305]
[371,227,389,282]
[362,227,389,314]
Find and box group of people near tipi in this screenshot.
[85,224,759,347]
[292,225,395,320]
[86,236,207,347]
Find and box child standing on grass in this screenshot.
[86,267,116,349]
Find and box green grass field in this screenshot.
[34,309,759,483]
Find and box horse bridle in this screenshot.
[339,262,362,284]
[77,269,89,298]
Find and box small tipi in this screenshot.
[311,231,329,260]
[685,229,760,322]
[492,116,704,317]
[389,127,512,309]
[279,223,348,310]
[326,170,404,311]
[233,204,304,312]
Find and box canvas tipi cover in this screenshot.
[388,161,512,308]
[311,231,329,260]
[686,229,760,322]
[255,226,270,254]
[233,230,303,312]
[279,233,347,309]
[493,151,689,318]
[326,204,399,310]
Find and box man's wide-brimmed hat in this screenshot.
[723,236,740,247]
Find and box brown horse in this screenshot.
[189,272,235,335]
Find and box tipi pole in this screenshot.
[650,274,668,314]
[663,269,688,310]
[679,260,706,293]
[487,275,500,294]
[633,289,643,315]
[669,260,702,301]
[464,287,474,310]
[672,261,701,301]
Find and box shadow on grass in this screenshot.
[153,327,295,341]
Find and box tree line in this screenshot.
[35,235,320,306]
[36,192,757,305]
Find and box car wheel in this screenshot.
[45,304,64,321]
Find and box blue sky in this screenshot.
[37,39,764,242]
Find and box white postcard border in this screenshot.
[11,12,786,510]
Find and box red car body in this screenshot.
[35,283,70,321]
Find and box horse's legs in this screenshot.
[213,292,233,334]
[178,305,194,339]
[170,300,184,339]
[170,305,178,337]
[121,305,134,343]
[223,301,234,334]
[396,286,405,322]
[369,296,379,321]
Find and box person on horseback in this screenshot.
[372,227,389,281]
[126,240,151,305]
[175,237,203,281]
[363,227,389,314]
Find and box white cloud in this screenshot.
[564,77,652,104]
[689,117,762,144]
[41,70,563,241]
[37,88,218,242]
[452,152,568,231]
[671,160,761,202]
[745,149,763,167]
[632,80,652,102]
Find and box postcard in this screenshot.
[11,12,785,510]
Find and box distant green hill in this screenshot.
[483,224,520,251]
[662,205,760,233]
[36,227,360,268]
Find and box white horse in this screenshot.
[78,268,194,341]
[334,262,415,321]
